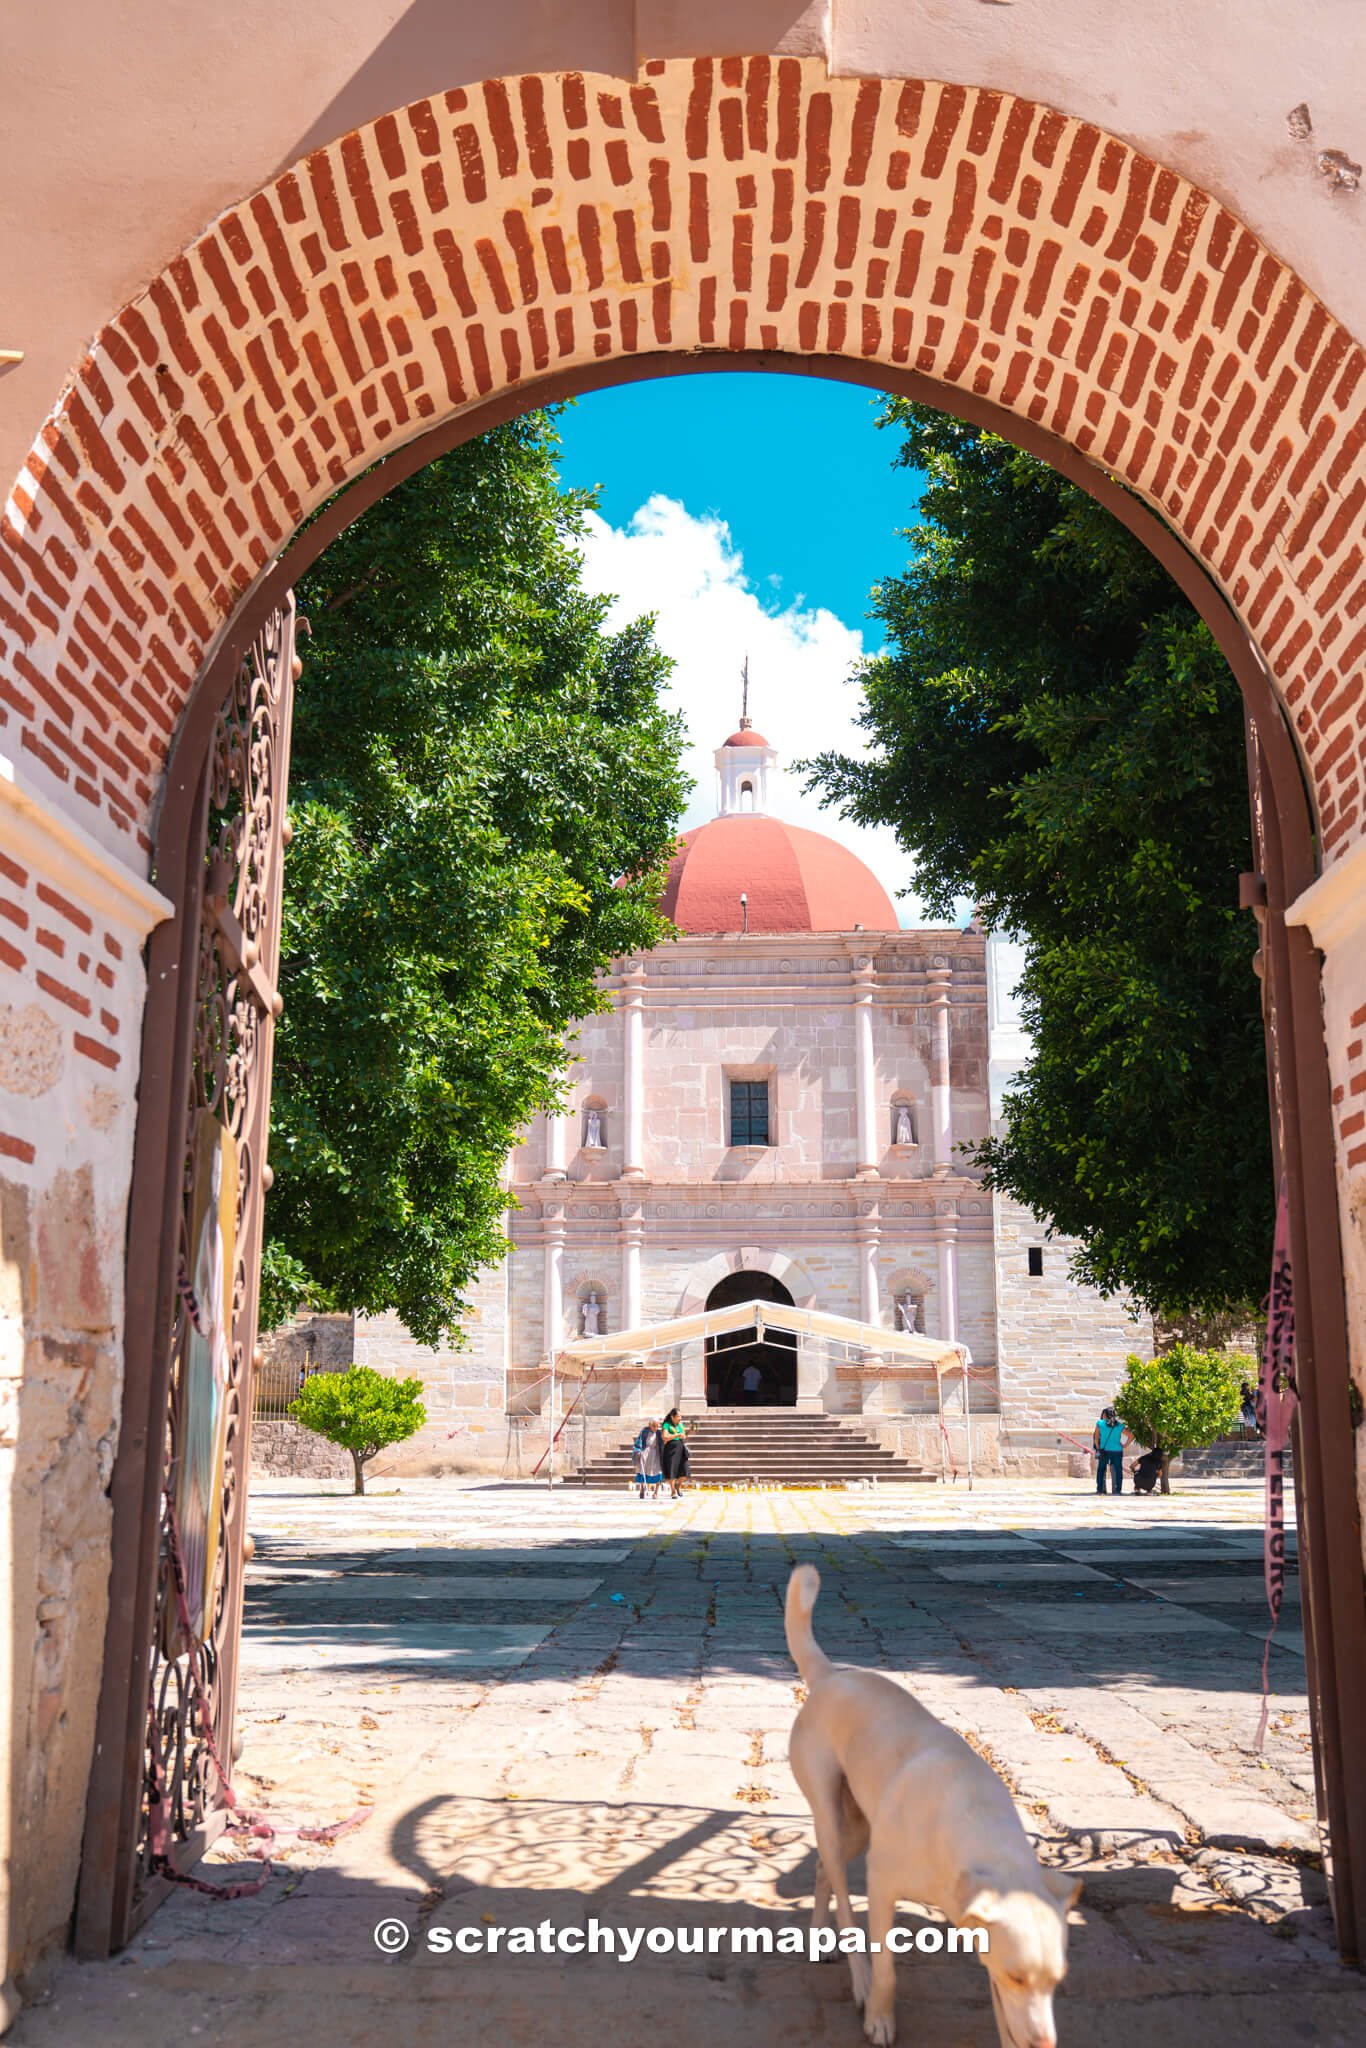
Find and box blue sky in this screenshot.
[556,371,947,924]
[556,371,922,631]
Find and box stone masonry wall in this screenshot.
[992,1192,1154,1470]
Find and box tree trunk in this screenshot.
[352,1449,365,1496]
[1159,1450,1172,1495]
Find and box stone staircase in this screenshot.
[1175,1434,1274,1479]
[574,1409,937,1488]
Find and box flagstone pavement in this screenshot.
[16,1475,1366,2047]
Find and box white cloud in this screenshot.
[578,495,953,929]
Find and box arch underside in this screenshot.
[2,56,1364,877]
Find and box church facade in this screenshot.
[355,721,1151,1476]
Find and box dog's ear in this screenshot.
[1042,1868,1083,1911]
[956,1874,1004,1927]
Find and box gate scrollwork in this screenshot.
[136,599,298,1897]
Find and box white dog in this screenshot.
[785,1564,1079,2048]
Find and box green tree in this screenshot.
[289,1366,427,1496]
[806,404,1268,1321]
[1114,1344,1252,1493]
[264,413,688,1345]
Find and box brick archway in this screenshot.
[11,54,1359,1965]
[4,57,1366,867]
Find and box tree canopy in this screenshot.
[289,1366,427,1496]
[805,403,1269,1321]
[1115,1344,1252,1491]
[261,412,688,1344]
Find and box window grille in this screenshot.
[729,1078,771,1147]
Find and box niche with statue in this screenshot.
[889,1095,917,1147]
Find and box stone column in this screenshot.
[856,1203,883,1409]
[858,1219,881,1326]
[852,953,879,1178]
[543,1101,573,1180]
[621,960,646,1181]
[679,1341,708,1410]
[934,1207,960,1345]
[542,1207,565,1368]
[795,1339,824,1413]
[927,963,953,1176]
[620,1202,644,1331]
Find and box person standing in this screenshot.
[661,1407,691,1499]
[632,1418,663,1500]
[1092,1405,1129,1495]
[740,1360,763,1406]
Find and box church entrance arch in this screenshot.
[704,1270,798,1408]
[28,58,1358,1964]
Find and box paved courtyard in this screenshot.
[17,1475,1366,2046]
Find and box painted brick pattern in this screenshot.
[0,858,128,1173]
[2,56,1366,885]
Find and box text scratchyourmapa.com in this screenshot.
[373,1916,988,1961]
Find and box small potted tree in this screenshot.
[1114,1344,1252,1495]
[289,1365,426,1495]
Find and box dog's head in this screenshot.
[956,1867,1081,2048]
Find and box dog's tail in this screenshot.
[785,1565,831,1687]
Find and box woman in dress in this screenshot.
[633,1417,663,1500]
[661,1407,691,1499]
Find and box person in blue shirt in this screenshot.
[1092,1406,1130,1494]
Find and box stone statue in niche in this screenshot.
[584,1107,605,1149]
[895,1291,921,1334]
[581,1290,603,1336]
[894,1104,914,1145]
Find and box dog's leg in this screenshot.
[807,1786,867,2011]
[860,1846,899,2047]
[812,1858,834,1934]
[812,1786,868,1948]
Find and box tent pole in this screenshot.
[548,1350,556,1488]
[963,1351,974,1493]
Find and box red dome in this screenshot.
[660,816,899,933]
[722,728,772,748]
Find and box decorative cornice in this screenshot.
[0,752,173,936]
[1285,837,1366,956]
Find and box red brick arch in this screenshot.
[3,53,1365,862]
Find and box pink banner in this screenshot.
[1256,1180,1298,1748]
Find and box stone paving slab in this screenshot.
[250,1571,604,1602]
[1128,1575,1301,1604]
[987,1602,1235,1634]
[931,1560,1113,1582]
[241,1623,553,1673]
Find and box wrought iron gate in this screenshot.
[75,598,298,1953]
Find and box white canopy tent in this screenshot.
[539,1300,976,1488]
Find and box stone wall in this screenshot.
[0,791,166,2006]
[992,1193,1154,1470]
[250,1420,350,1482]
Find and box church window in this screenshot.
[729,1078,771,1147]
[1028,1247,1044,1277]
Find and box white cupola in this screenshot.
[714,663,778,816]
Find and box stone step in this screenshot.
[1176,1436,1274,1476]
[574,1411,935,1487]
